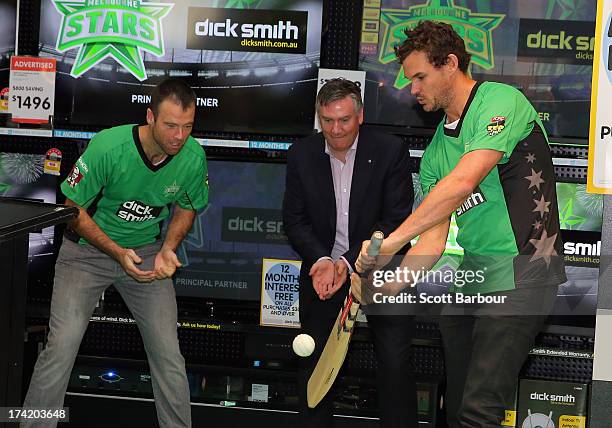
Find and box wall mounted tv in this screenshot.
[359,0,595,142]
[38,0,323,135]
[172,158,299,302]
[0,152,59,288]
[411,173,601,327]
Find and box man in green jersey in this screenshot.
[354,21,566,427]
[22,79,208,428]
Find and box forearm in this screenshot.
[385,149,503,253]
[162,206,196,252]
[390,240,445,294]
[385,174,472,253]
[65,199,124,260]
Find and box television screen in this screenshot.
[0,152,58,260]
[0,0,17,117]
[173,159,299,301]
[38,0,323,135]
[411,174,601,321]
[552,182,602,319]
[359,0,595,141]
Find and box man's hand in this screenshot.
[117,248,156,283]
[322,260,348,300]
[154,248,182,280]
[350,273,364,304]
[356,240,398,274]
[309,259,335,300]
[350,271,405,305]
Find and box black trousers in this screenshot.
[438,286,558,428]
[297,280,418,428]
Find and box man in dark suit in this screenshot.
[282,78,417,428]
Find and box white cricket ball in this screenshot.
[292,333,315,357]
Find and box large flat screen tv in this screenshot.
[359,0,595,142]
[0,152,59,290]
[411,173,601,327]
[38,0,323,135]
[173,159,299,302]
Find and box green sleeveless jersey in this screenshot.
[420,82,566,294]
[61,124,209,248]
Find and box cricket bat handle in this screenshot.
[340,231,384,327]
[359,230,384,279]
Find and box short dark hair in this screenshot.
[150,78,196,117]
[316,78,363,112]
[394,20,471,73]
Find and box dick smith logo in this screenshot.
[228,215,282,233]
[116,200,163,222]
[187,7,308,54]
[456,187,486,217]
[221,207,286,244]
[564,240,601,256]
[52,0,173,81]
[194,18,299,40]
[530,392,576,403]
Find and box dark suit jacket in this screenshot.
[282,125,414,301]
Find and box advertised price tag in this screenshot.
[8,56,56,124]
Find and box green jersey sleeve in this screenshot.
[177,154,209,210]
[60,133,110,208]
[419,145,439,197]
[463,86,521,161]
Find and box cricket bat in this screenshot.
[306,231,384,408]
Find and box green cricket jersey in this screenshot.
[61,124,209,248]
[420,82,566,294]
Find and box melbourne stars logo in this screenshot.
[378,0,504,89]
[52,0,173,81]
[163,180,181,197]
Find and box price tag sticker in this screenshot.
[8,56,56,124]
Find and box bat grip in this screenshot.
[359,230,384,279]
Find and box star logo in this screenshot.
[532,195,551,218]
[526,153,536,163]
[164,180,181,196]
[378,0,504,89]
[53,1,173,81]
[524,168,545,191]
[529,229,558,267]
[533,220,542,230]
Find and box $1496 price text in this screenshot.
[11,95,51,110]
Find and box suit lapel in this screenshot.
[349,131,375,238]
[312,137,336,232]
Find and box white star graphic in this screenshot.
[524,168,545,191]
[533,220,542,230]
[526,153,536,163]
[529,229,558,267]
[532,195,551,218]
